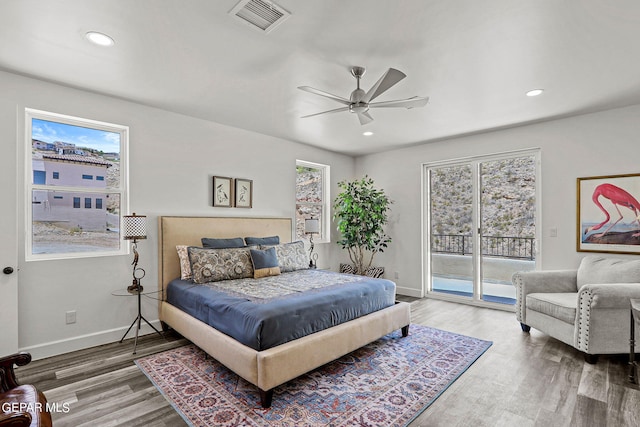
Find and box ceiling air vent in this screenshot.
[229,0,291,34]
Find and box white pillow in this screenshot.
[176,245,192,280]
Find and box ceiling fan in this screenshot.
[298,66,429,125]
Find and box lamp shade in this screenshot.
[123,213,147,241]
[304,218,320,234]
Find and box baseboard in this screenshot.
[396,286,423,298]
[20,319,164,360]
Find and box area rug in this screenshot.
[136,324,492,427]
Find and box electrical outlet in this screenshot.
[549,227,558,237]
[66,310,76,324]
[394,271,400,279]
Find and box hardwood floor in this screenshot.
[15,298,640,426]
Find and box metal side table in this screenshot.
[112,288,164,354]
[630,299,640,384]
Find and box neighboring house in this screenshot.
[32,153,112,231]
[32,139,55,151]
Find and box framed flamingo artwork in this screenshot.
[577,173,640,254]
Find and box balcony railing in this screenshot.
[432,234,535,260]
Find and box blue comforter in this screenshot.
[166,269,396,351]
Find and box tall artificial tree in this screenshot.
[333,176,392,275]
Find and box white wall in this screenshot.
[355,104,640,297]
[0,70,354,358]
[6,67,639,357]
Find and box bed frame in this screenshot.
[158,216,411,408]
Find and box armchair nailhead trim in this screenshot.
[513,273,525,322]
[576,288,593,352]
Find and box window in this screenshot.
[26,108,129,260]
[295,160,330,241]
[33,170,46,185]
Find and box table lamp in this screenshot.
[123,213,147,293]
[305,218,320,268]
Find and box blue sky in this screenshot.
[32,119,120,153]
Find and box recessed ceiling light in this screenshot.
[85,31,115,47]
[363,131,374,136]
[526,89,544,97]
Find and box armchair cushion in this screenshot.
[526,293,576,325]
[577,255,640,287]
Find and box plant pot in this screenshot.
[339,263,385,278]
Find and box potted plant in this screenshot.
[333,175,392,277]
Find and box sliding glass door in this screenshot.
[425,150,539,307]
[429,163,475,300]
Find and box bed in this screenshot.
[157,216,411,408]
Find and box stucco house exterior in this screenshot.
[32,152,112,231]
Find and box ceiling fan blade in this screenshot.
[301,106,350,118]
[362,68,406,103]
[297,86,351,105]
[357,111,374,125]
[369,96,429,109]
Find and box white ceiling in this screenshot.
[2,0,640,156]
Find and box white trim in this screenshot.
[296,159,330,243]
[20,320,163,360]
[395,285,423,298]
[24,108,129,261]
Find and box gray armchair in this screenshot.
[513,255,640,363]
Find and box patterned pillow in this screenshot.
[250,247,281,278]
[176,245,193,280]
[188,247,254,284]
[261,241,308,272]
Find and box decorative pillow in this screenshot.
[577,255,640,287]
[245,235,280,246]
[176,245,192,280]
[262,241,308,272]
[201,237,245,249]
[250,247,281,278]
[188,247,254,284]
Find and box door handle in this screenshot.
[3,267,14,275]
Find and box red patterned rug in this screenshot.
[136,324,491,426]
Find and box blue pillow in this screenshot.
[245,236,280,246]
[249,247,281,278]
[201,237,245,248]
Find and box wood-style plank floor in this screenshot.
[15,297,640,426]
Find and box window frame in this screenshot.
[25,108,129,261]
[295,159,330,243]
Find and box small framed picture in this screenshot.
[213,176,233,208]
[235,178,253,208]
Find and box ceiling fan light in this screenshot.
[85,31,115,47]
[526,89,544,97]
[349,103,369,114]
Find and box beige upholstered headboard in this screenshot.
[158,216,293,296]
